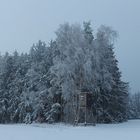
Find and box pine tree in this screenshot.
[95,25,128,123]
[129,92,140,119]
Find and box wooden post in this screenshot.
[84,93,87,126]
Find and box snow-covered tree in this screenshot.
[129,92,140,119]
[0,22,129,124]
[95,25,128,123]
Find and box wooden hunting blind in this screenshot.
[73,90,95,126]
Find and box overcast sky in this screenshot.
[0,0,139,93]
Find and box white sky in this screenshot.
[0,0,139,93]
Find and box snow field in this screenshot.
[0,120,140,140]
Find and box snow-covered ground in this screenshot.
[0,120,140,140]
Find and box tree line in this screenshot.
[0,22,130,124]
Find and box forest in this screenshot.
[0,22,138,124]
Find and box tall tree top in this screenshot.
[83,21,94,44]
